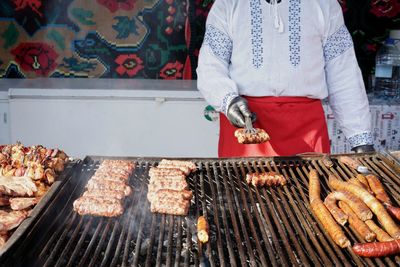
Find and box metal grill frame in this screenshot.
[0,161,78,259]
[1,153,400,267]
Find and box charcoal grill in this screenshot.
[1,154,400,266]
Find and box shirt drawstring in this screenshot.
[270,0,284,33]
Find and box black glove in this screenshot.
[351,145,375,153]
[226,96,256,128]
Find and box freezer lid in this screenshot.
[7,78,202,100]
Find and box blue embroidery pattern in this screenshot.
[221,92,238,114]
[250,0,263,68]
[324,25,353,63]
[204,24,233,63]
[289,0,301,67]
[347,132,373,148]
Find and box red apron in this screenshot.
[218,96,330,157]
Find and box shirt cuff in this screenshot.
[220,92,238,115]
[347,131,373,149]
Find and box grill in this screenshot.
[2,154,400,266]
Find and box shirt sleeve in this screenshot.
[196,0,239,114]
[323,0,373,149]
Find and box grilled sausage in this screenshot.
[309,170,350,248]
[365,220,393,242]
[353,240,400,257]
[365,174,392,205]
[329,176,400,239]
[338,201,376,242]
[197,216,209,243]
[73,196,123,217]
[325,191,372,221]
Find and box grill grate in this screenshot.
[3,154,400,266]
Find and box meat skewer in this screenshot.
[246,172,287,187]
[309,170,350,248]
[234,128,270,144]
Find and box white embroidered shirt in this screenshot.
[196,0,373,148]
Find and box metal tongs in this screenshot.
[244,115,256,135]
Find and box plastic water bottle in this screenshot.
[374,38,400,100]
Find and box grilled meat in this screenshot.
[156,164,191,176]
[150,198,190,216]
[0,232,8,248]
[83,189,125,200]
[0,197,10,206]
[148,168,186,179]
[73,196,123,217]
[149,185,193,215]
[0,176,38,196]
[234,128,270,144]
[246,172,287,187]
[9,197,41,211]
[90,174,129,184]
[0,210,28,231]
[147,178,188,201]
[86,179,132,196]
[74,160,135,218]
[158,159,196,172]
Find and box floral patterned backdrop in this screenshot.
[0,0,399,82]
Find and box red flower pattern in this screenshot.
[115,54,144,77]
[97,0,136,13]
[370,0,400,18]
[159,61,183,79]
[11,42,58,76]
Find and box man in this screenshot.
[197,0,375,157]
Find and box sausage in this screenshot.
[156,164,191,176]
[329,175,400,239]
[149,168,186,179]
[197,216,209,243]
[356,174,372,193]
[338,156,360,170]
[385,205,400,221]
[158,159,197,172]
[309,170,350,248]
[348,178,368,191]
[322,155,334,168]
[338,201,376,242]
[352,240,400,257]
[324,194,349,225]
[365,220,393,242]
[365,174,392,205]
[325,191,372,221]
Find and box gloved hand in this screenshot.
[226,96,256,128]
[351,145,375,153]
